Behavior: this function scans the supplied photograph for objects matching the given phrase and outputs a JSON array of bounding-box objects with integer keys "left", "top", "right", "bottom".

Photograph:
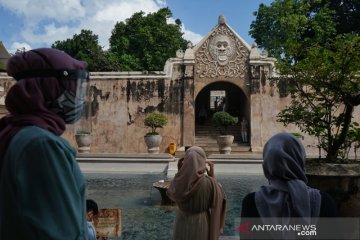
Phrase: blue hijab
[{"left": 255, "top": 133, "right": 321, "bottom": 230}]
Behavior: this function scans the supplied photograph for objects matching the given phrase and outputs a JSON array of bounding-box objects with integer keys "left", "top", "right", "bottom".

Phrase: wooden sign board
[{"left": 93, "top": 208, "right": 121, "bottom": 238}]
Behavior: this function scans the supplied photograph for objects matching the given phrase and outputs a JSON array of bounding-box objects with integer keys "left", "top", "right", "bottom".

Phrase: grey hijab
[{"left": 255, "top": 133, "right": 321, "bottom": 232}]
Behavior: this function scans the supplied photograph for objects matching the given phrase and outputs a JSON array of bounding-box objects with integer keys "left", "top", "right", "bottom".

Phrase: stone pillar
[
  {"left": 181, "top": 44, "right": 195, "bottom": 147},
  {"left": 182, "top": 67, "right": 195, "bottom": 147},
  {"left": 249, "top": 43, "right": 276, "bottom": 152},
  {"left": 250, "top": 65, "right": 263, "bottom": 152}
]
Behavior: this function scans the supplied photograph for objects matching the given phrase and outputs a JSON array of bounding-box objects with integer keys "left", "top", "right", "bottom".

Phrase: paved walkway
[{"left": 77, "top": 152, "right": 264, "bottom": 176}]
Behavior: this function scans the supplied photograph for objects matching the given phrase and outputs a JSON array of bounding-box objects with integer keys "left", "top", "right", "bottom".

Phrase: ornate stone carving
[
  {"left": 176, "top": 49, "right": 184, "bottom": 58},
  {"left": 195, "top": 25, "right": 248, "bottom": 78},
  {"left": 209, "top": 34, "right": 236, "bottom": 66}
]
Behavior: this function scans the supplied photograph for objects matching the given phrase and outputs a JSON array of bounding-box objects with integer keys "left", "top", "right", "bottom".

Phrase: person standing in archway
[
  {"left": 241, "top": 118, "right": 248, "bottom": 143},
  {"left": 214, "top": 97, "right": 219, "bottom": 112},
  {"left": 220, "top": 97, "right": 226, "bottom": 112},
  {"left": 199, "top": 105, "right": 208, "bottom": 125}
]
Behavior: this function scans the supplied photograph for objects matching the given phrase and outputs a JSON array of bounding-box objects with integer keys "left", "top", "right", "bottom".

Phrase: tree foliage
[
  {"left": 250, "top": 0, "right": 336, "bottom": 60},
  {"left": 277, "top": 34, "right": 360, "bottom": 161},
  {"left": 250, "top": 0, "right": 360, "bottom": 161},
  {"left": 52, "top": 29, "right": 120, "bottom": 71},
  {"left": 326, "top": 0, "right": 360, "bottom": 35},
  {"left": 109, "top": 8, "right": 188, "bottom": 71}
]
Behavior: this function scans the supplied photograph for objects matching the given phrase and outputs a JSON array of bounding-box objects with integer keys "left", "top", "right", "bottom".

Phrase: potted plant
[
  {"left": 212, "top": 112, "right": 238, "bottom": 154},
  {"left": 75, "top": 129, "right": 91, "bottom": 153},
  {"left": 144, "top": 111, "right": 168, "bottom": 153}
]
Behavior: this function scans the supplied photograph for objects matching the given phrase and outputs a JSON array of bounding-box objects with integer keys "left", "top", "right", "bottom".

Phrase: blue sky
[{"left": 0, "top": 0, "right": 273, "bottom": 54}]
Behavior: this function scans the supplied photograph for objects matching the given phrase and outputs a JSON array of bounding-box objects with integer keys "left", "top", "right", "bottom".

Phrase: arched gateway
[
  {"left": 195, "top": 81, "right": 249, "bottom": 125},
  {"left": 190, "top": 15, "right": 252, "bottom": 153},
  {"left": 194, "top": 81, "right": 250, "bottom": 153}
]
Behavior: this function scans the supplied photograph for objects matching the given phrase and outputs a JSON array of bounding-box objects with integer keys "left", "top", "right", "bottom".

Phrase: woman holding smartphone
[{"left": 167, "top": 146, "right": 227, "bottom": 240}]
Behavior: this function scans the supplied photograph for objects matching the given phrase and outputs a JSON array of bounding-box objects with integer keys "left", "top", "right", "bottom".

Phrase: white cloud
[
  {"left": 82, "top": 0, "right": 167, "bottom": 49},
  {"left": 21, "top": 23, "right": 74, "bottom": 46},
  {"left": 93, "top": 0, "right": 162, "bottom": 22},
  {"left": 182, "top": 27, "right": 203, "bottom": 45},
  {"left": 9, "top": 42, "right": 32, "bottom": 54},
  {"left": 0, "top": 0, "right": 85, "bottom": 22},
  {"left": 167, "top": 18, "right": 203, "bottom": 46},
  {"left": 1, "top": 0, "right": 203, "bottom": 51}
]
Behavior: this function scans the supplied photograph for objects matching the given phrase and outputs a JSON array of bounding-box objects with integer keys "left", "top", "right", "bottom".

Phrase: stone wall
[
  {"left": 0, "top": 58, "right": 192, "bottom": 153},
  {"left": 248, "top": 62, "right": 319, "bottom": 155},
  {"left": 70, "top": 58, "right": 189, "bottom": 153}
]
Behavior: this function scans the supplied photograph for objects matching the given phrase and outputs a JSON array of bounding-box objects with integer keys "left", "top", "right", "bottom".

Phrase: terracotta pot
[
  {"left": 306, "top": 162, "right": 360, "bottom": 217},
  {"left": 216, "top": 135, "right": 234, "bottom": 154},
  {"left": 144, "top": 134, "right": 162, "bottom": 153}
]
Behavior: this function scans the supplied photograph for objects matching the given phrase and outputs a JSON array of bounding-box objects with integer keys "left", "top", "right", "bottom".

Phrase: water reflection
[{"left": 85, "top": 173, "right": 267, "bottom": 240}]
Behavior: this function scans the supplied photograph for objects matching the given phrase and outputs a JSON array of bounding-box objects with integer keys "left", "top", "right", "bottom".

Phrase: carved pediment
[{"left": 195, "top": 24, "right": 249, "bottom": 78}]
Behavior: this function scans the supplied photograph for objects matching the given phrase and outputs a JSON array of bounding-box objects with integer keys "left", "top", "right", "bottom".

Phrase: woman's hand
[{"left": 206, "top": 161, "right": 215, "bottom": 178}]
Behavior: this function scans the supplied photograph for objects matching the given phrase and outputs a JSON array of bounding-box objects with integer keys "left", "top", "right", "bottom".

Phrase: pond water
[{"left": 85, "top": 173, "right": 267, "bottom": 240}]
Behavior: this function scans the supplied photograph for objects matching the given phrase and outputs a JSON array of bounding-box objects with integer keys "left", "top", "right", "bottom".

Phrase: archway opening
[{"left": 195, "top": 81, "right": 249, "bottom": 143}]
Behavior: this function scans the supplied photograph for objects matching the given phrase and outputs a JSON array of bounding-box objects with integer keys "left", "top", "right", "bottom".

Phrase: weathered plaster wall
[
  {"left": 0, "top": 59, "right": 189, "bottom": 153},
  {"left": 249, "top": 67, "right": 319, "bottom": 155},
  {"left": 1, "top": 64, "right": 359, "bottom": 156},
  {"left": 77, "top": 64, "right": 186, "bottom": 153},
  {"left": 248, "top": 61, "right": 332, "bottom": 156}
]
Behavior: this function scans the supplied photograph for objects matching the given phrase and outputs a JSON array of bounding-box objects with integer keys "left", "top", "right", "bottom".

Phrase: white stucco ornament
[
  {"left": 209, "top": 34, "right": 236, "bottom": 66},
  {"left": 176, "top": 49, "right": 184, "bottom": 58},
  {"left": 195, "top": 24, "right": 249, "bottom": 78}
]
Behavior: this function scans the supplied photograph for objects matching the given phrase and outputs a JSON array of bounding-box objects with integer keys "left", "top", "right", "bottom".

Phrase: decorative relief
[
  {"left": 209, "top": 34, "right": 236, "bottom": 66},
  {"left": 176, "top": 49, "right": 184, "bottom": 58},
  {"left": 195, "top": 25, "right": 248, "bottom": 78}
]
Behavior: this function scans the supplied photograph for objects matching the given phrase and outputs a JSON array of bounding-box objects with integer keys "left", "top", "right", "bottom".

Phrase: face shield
[
  {"left": 37, "top": 69, "right": 91, "bottom": 125},
  {"left": 64, "top": 69, "right": 90, "bottom": 124},
  {"left": 13, "top": 69, "right": 91, "bottom": 125},
  {"left": 72, "top": 70, "right": 92, "bottom": 133}
]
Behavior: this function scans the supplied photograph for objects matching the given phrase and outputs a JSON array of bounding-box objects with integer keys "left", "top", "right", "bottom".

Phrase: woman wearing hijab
[
  {"left": 0, "top": 48, "right": 90, "bottom": 239},
  {"left": 240, "top": 132, "right": 338, "bottom": 239},
  {"left": 167, "top": 146, "right": 227, "bottom": 240}
]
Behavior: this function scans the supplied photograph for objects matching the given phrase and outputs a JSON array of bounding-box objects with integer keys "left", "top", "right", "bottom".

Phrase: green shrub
[
  {"left": 212, "top": 112, "right": 238, "bottom": 135},
  {"left": 144, "top": 111, "right": 168, "bottom": 135}
]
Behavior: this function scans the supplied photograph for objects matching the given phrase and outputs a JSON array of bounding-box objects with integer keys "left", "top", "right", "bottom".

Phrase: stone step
[
  {"left": 195, "top": 134, "right": 242, "bottom": 138},
  {"left": 203, "top": 146, "right": 251, "bottom": 152},
  {"left": 195, "top": 143, "right": 235, "bottom": 147},
  {"left": 196, "top": 131, "right": 242, "bottom": 135},
  {"left": 196, "top": 128, "right": 242, "bottom": 132},
  {"left": 195, "top": 138, "right": 246, "bottom": 144},
  {"left": 192, "top": 124, "right": 251, "bottom": 156}
]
